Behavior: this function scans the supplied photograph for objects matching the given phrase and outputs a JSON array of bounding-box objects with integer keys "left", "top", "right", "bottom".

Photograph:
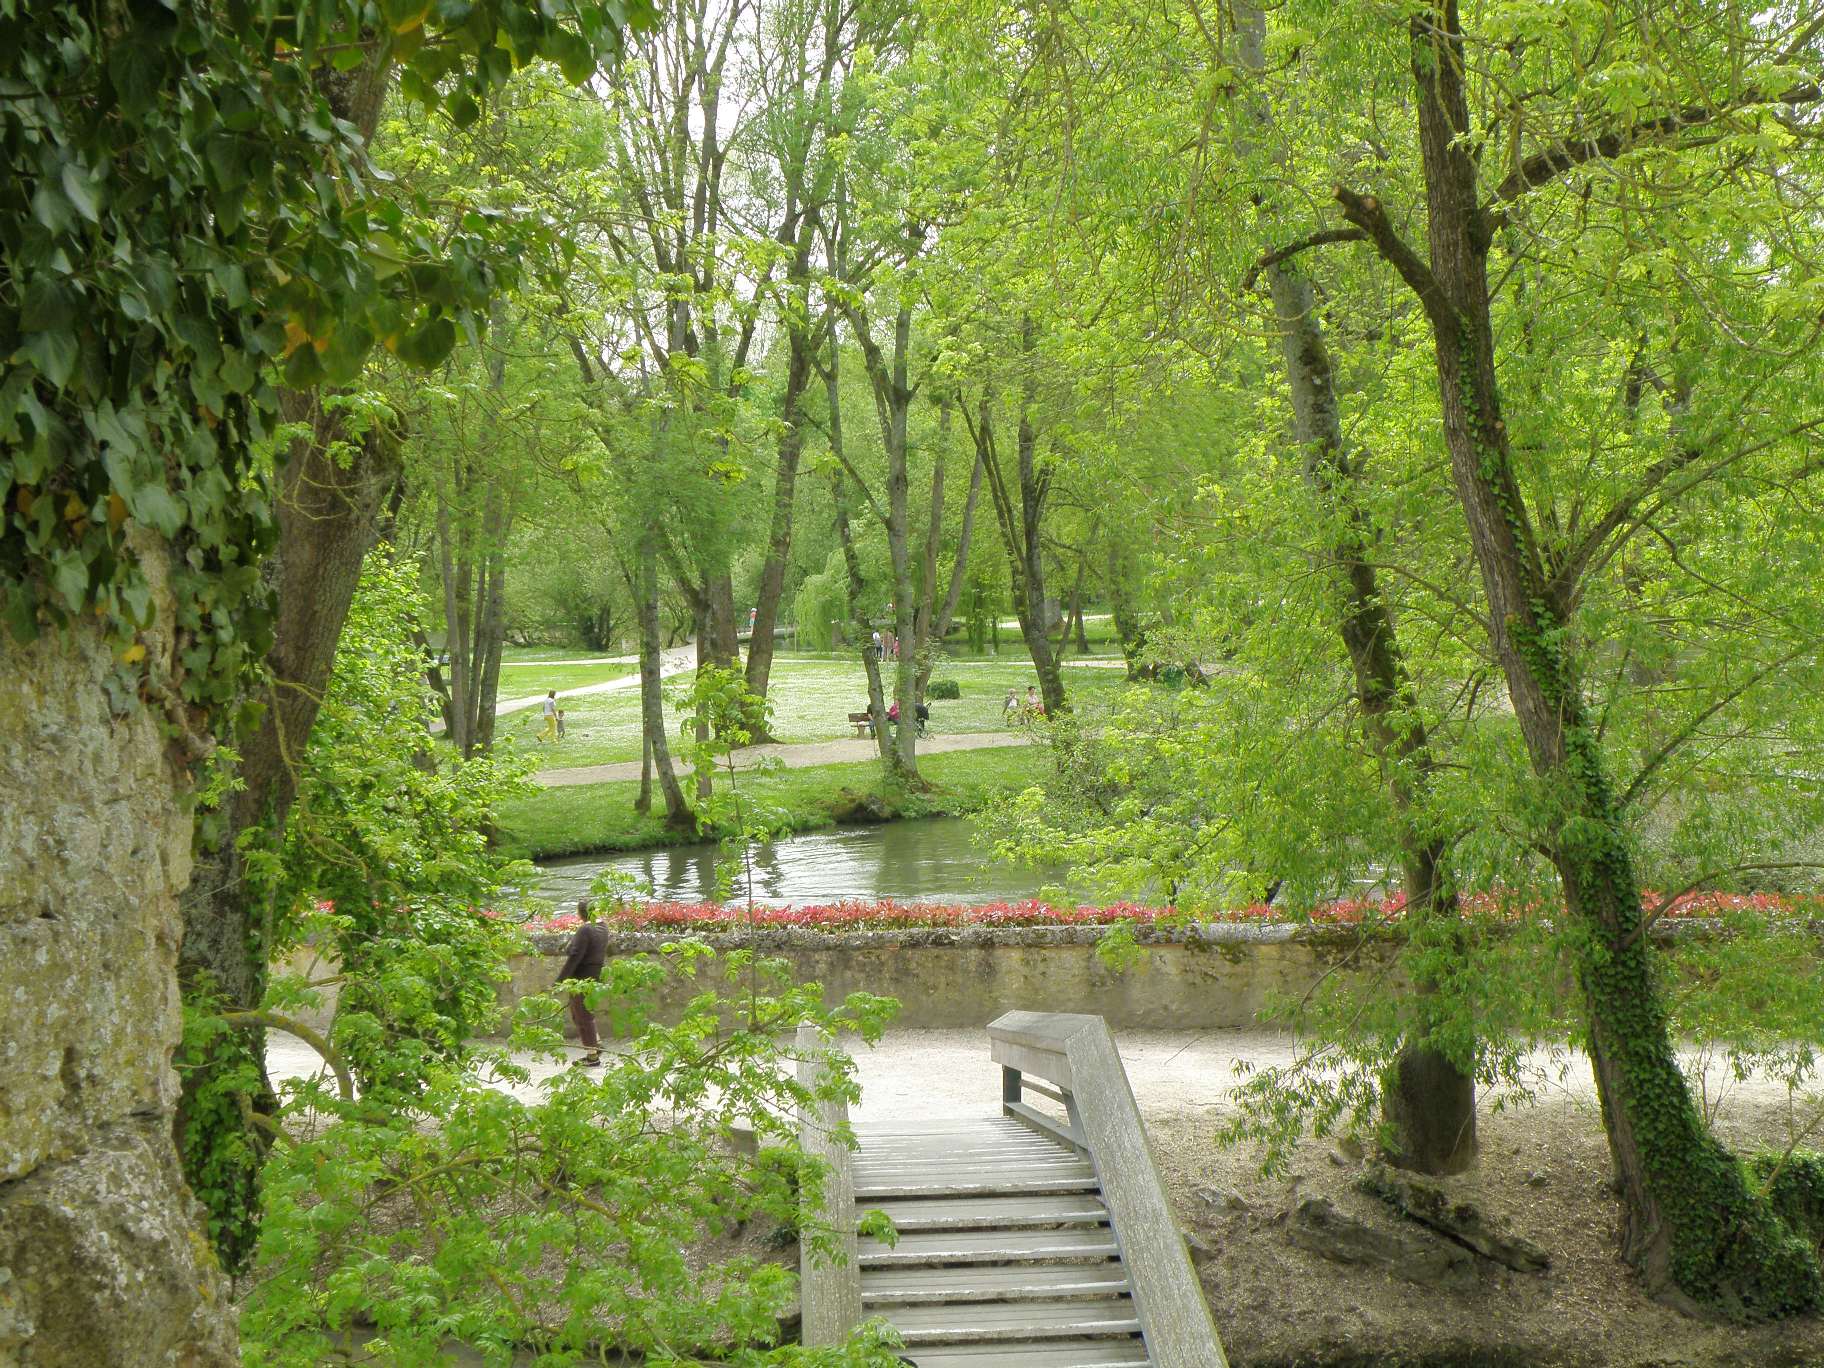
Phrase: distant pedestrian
[
  {"left": 1025, "top": 685, "right": 1044, "bottom": 718},
  {"left": 558, "top": 898, "right": 609, "bottom": 1067},
  {"left": 870, "top": 629, "right": 883, "bottom": 660},
  {"left": 1002, "top": 687, "right": 1018, "bottom": 717},
  {"left": 539, "top": 690, "right": 558, "bottom": 742},
  {"left": 555, "top": 708, "right": 567, "bottom": 739}
]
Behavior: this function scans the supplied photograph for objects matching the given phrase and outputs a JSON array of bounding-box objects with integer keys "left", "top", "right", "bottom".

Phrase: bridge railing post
[
  {"left": 987, "top": 1010, "right": 1229, "bottom": 1368},
  {"left": 794, "top": 1022, "right": 860, "bottom": 1347}
]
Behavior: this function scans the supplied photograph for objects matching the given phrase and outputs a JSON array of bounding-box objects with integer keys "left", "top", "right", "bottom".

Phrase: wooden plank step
[
  {"left": 853, "top": 1119, "right": 1014, "bottom": 1134},
  {"left": 859, "top": 1142, "right": 1069, "bottom": 1161},
  {"left": 855, "top": 1162, "right": 1094, "bottom": 1182},
  {"left": 903, "top": 1340, "right": 1150, "bottom": 1368},
  {"left": 890, "top": 1296, "right": 1142, "bottom": 1344},
  {"left": 860, "top": 1228, "right": 1119, "bottom": 1266},
  {"left": 855, "top": 1171, "right": 1101, "bottom": 1199},
  {"left": 862, "top": 1261, "right": 1129, "bottom": 1304},
  {"left": 871, "top": 1194, "right": 1108, "bottom": 1231}
]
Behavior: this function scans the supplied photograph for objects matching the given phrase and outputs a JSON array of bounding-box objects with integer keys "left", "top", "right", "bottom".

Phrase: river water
[{"left": 534, "top": 816, "right": 1070, "bottom": 907}]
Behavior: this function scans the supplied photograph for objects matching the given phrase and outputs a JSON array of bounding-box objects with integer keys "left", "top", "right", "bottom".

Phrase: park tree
[
  {"left": 0, "top": 1, "right": 654, "bottom": 1353},
  {"left": 1307, "top": 0, "right": 1824, "bottom": 1311}
]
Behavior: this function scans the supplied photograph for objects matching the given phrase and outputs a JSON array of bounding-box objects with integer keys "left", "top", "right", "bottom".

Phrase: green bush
[
  {"left": 1754, "top": 1151, "right": 1824, "bottom": 1252},
  {"left": 928, "top": 678, "right": 962, "bottom": 700}
]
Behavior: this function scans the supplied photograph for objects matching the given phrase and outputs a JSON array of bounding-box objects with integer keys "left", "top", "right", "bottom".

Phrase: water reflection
[{"left": 534, "top": 817, "right": 1071, "bottom": 907}]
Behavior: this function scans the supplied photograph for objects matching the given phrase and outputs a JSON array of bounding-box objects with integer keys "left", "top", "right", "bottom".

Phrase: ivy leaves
[{"left": 0, "top": 0, "right": 657, "bottom": 727}]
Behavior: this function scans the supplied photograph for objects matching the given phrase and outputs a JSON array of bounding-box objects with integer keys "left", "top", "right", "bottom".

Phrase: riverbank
[{"left": 496, "top": 743, "right": 1045, "bottom": 860}]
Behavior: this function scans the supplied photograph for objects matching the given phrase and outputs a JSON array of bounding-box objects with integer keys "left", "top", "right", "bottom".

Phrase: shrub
[{"left": 928, "top": 678, "right": 962, "bottom": 700}]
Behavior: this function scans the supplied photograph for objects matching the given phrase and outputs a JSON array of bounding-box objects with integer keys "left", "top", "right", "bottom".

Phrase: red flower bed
[{"left": 513, "top": 889, "right": 1821, "bottom": 937}]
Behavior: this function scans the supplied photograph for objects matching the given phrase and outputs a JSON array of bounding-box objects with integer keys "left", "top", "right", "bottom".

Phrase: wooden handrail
[
  {"left": 795, "top": 1022, "right": 860, "bottom": 1346},
  {"left": 988, "top": 1011, "right": 1230, "bottom": 1368}
]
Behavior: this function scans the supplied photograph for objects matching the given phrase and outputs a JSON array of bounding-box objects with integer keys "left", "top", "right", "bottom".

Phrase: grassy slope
[
  {"left": 507, "top": 654, "right": 1125, "bottom": 769},
  {"left": 496, "top": 743, "right": 1047, "bottom": 860}
]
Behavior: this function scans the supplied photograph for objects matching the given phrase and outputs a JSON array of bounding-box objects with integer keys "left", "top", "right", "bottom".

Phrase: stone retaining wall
[{"left": 504, "top": 923, "right": 1405, "bottom": 1034}]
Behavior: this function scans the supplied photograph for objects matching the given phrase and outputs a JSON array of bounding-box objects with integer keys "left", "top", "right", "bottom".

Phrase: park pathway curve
[{"left": 533, "top": 730, "right": 1030, "bottom": 788}]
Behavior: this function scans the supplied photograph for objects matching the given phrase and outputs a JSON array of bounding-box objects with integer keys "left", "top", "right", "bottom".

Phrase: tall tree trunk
[
  {"left": 1236, "top": 0, "right": 1476, "bottom": 1177},
  {"left": 911, "top": 402, "right": 951, "bottom": 698},
  {"left": 971, "top": 328, "right": 1068, "bottom": 715},
  {"left": 1014, "top": 420, "right": 1065, "bottom": 712},
  {"left": 1063, "top": 555, "right": 1087, "bottom": 654},
  {"left": 691, "top": 607, "right": 713, "bottom": 802},
  {"left": 435, "top": 479, "right": 474, "bottom": 755},
  {"left": 468, "top": 476, "right": 511, "bottom": 753},
  {"left": 637, "top": 527, "right": 692, "bottom": 828},
  {"left": 706, "top": 570, "right": 741, "bottom": 670},
  {"left": 1107, "top": 541, "right": 1149, "bottom": 678},
  {"left": 918, "top": 446, "right": 984, "bottom": 698},
  {"left": 745, "top": 328, "right": 814, "bottom": 709},
  {"left": 1335, "top": 0, "right": 1818, "bottom": 1310},
  {"left": 833, "top": 468, "right": 893, "bottom": 764},
  {"left": 824, "top": 354, "right": 894, "bottom": 764},
  {"left": 175, "top": 392, "right": 399, "bottom": 1268},
  {"left": 172, "top": 51, "right": 397, "bottom": 1272},
  {"left": 841, "top": 304, "right": 922, "bottom": 781}
]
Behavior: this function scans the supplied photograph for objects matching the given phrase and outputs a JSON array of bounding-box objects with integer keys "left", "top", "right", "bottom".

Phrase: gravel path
[{"left": 533, "top": 728, "right": 1031, "bottom": 788}]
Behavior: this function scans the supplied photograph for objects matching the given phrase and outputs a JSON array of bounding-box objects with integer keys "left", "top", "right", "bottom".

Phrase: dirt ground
[{"left": 1156, "top": 1099, "right": 1824, "bottom": 1368}]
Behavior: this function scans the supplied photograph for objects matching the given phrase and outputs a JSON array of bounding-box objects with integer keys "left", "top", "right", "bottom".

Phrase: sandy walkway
[
  {"left": 533, "top": 728, "right": 1030, "bottom": 788},
  {"left": 266, "top": 1025, "right": 1790, "bottom": 1123}
]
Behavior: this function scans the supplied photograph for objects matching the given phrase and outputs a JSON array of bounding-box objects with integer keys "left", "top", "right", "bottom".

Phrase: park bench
[{"left": 847, "top": 711, "right": 875, "bottom": 738}]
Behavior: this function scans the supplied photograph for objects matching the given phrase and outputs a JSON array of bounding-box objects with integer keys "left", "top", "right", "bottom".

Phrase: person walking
[
  {"left": 538, "top": 689, "right": 559, "bottom": 742},
  {"left": 556, "top": 898, "right": 609, "bottom": 1067}
]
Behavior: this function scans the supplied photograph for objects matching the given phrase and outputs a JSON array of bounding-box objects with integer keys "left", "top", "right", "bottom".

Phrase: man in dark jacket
[{"left": 556, "top": 898, "right": 609, "bottom": 1067}]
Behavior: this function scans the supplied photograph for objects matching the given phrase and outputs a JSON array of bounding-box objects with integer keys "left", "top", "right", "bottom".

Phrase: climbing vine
[
  {"left": 0, "top": 0, "right": 655, "bottom": 737},
  {"left": 1455, "top": 322, "right": 1822, "bottom": 1318}
]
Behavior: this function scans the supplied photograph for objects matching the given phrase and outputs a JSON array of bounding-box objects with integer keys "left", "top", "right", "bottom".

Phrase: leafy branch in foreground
[{"left": 245, "top": 947, "right": 902, "bottom": 1366}]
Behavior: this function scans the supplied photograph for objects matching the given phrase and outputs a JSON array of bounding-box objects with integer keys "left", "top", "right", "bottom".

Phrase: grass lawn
[
  {"left": 508, "top": 654, "right": 1131, "bottom": 769},
  {"left": 496, "top": 743, "right": 1048, "bottom": 860},
  {"left": 500, "top": 644, "right": 633, "bottom": 664},
  {"left": 495, "top": 660, "right": 638, "bottom": 698}
]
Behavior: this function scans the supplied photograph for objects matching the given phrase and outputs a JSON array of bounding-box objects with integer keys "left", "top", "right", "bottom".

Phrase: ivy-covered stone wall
[{"left": 0, "top": 547, "right": 233, "bottom": 1366}]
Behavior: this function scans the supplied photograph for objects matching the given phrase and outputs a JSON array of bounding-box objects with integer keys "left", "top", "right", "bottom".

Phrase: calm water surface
[{"left": 533, "top": 816, "right": 1071, "bottom": 907}]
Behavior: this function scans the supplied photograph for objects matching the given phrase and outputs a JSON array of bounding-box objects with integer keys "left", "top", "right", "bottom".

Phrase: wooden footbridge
[{"left": 797, "top": 1011, "right": 1227, "bottom": 1367}]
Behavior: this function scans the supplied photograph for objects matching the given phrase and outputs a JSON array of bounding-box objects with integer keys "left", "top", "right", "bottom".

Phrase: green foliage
[
  {"left": 1754, "top": 1153, "right": 1824, "bottom": 1259},
  {"left": 0, "top": 0, "right": 653, "bottom": 717},
  {"left": 244, "top": 947, "right": 904, "bottom": 1365},
  {"left": 256, "top": 556, "right": 539, "bottom": 1094}
]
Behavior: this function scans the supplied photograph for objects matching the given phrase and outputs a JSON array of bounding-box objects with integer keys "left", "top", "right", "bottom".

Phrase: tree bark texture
[
  {"left": 1234, "top": 0, "right": 1476, "bottom": 1176},
  {"left": 636, "top": 526, "right": 692, "bottom": 827},
  {"left": 843, "top": 304, "right": 922, "bottom": 780},
  {"left": 175, "top": 388, "right": 399, "bottom": 1267},
  {"left": 434, "top": 456, "right": 514, "bottom": 759},
  {"left": 974, "top": 355, "right": 1066, "bottom": 715},
  {"left": 825, "top": 355, "right": 894, "bottom": 763},
  {"left": 918, "top": 446, "right": 984, "bottom": 701},
  {"left": 744, "top": 322, "right": 814, "bottom": 708},
  {"left": 1335, "top": 0, "right": 1819, "bottom": 1312}
]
